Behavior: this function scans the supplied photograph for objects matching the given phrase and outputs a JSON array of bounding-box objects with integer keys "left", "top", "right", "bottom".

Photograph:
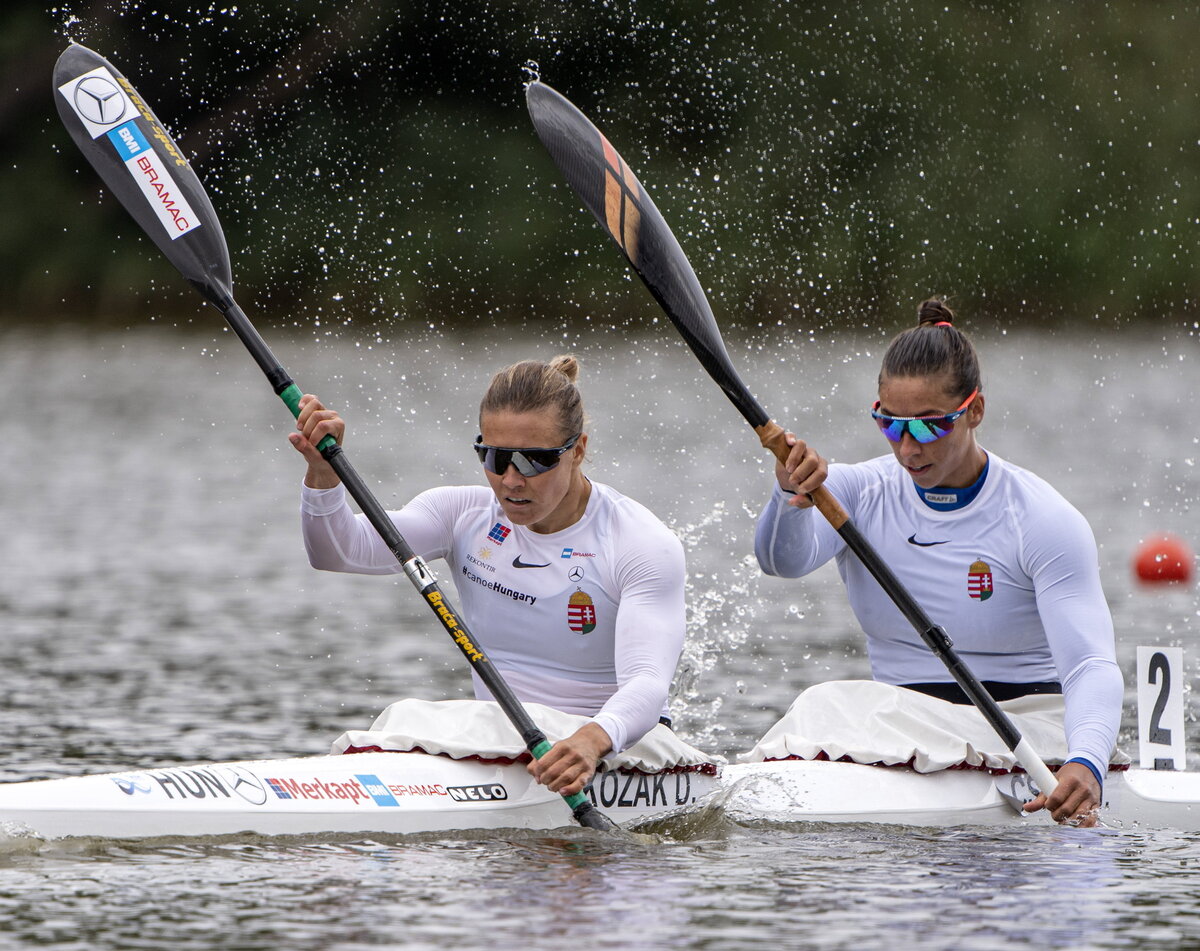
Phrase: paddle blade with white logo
[
  {"left": 52, "top": 46, "right": 619, "bottom": 833},
  {"left": 53, "top": 44, "right": 233, "bottom": 308}
]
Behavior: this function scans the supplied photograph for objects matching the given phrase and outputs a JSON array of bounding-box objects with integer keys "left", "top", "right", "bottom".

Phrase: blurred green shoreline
[{"left": 4, "top": 1, "right": 1198, "bottom": 330}]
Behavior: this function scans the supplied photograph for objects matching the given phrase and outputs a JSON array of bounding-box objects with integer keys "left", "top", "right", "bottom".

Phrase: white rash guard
[
  {"left": 301, "top": 480, "right": 686, "bottom": 753},
  {"left": 755, "top": 452, "right": 1123, "bottom": 776}
]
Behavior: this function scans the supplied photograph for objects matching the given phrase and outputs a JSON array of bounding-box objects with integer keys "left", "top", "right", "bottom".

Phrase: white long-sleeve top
[
  {"left": 755, "top": 452, "right": 1123, "bottom": 775},
  {"left": 301, "top": 480, "right": 686, "bottom": 753}
]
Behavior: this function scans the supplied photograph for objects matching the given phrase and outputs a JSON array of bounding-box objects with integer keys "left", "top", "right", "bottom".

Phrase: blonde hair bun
[{"left": 547, "top": 354, "right": 580, "bottom": 384}]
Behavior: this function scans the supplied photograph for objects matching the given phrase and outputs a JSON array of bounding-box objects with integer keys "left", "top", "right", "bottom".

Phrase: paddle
[
  {"left": 525, "top": 80, "right": 1060, "bottom": 803},
  {"left": 52, "top": 44, "right": 615, "bottom": 832}
]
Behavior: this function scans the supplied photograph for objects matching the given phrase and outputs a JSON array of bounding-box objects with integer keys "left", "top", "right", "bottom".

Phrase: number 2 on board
[{"left": 1137, "top": 646, "right": 1186, "bottom": 770}]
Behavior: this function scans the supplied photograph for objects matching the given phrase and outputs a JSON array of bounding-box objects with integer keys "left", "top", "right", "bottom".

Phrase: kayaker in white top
[
  {"left": 288, "top": 356, "right": 686, "bottom": 798},
  {"left": 755, "top": 298, "right": 1123, "bottom": 827}
]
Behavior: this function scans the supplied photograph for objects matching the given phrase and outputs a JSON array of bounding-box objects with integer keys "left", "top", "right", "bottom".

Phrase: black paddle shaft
[
  {"left": 216, "top": 296, "right": 555, "bottom": 749},
  {"left": 53, "top": 44, "right": 614, "bottom": 830},
  {"left": 218, "top": 294, "right": 611, "bottom": 829},
  {"left": 527, "top": 80, "right": 1054, "bottom": 791},
  {"left": 836, "top": 519, "right": 1023, "bottom": 749}
]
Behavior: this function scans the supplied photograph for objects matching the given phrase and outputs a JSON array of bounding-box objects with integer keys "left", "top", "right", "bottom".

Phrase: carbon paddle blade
[
  {"left": 527, "top": 81, "right": 1063, "bottom": 801},
  {"left": 525, "top": 81, "right": 768, "bottom": 429},
  {"left": 573, "top": 799, "right": 620, "bottom": 831},
  {"left": 53, "top": 44, "right": 234, "bottom": 308}
]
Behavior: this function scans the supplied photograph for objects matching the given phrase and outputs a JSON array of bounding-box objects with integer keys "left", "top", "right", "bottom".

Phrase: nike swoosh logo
[
  {"left": 908, "top": 534, "right": 949, "bottom": 547},
  {"left": 512, "top": 555, "right": 551, "bottom": 569}
]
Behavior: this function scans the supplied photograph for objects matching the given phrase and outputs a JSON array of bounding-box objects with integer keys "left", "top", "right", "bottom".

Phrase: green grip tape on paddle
[
  {"left": 278, "top": 382, "right": 337, "bottom": 453},
  {"left": 563, "top": 790, "right": 590, "bottom": 810},
  {"left": 531, "top": 739, "right": 591, "bottom": 811}
]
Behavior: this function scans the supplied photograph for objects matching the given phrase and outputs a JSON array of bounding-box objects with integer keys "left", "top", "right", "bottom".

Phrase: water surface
[{"left": 1, "top": 323, "right": 1197, "bottom": 949}]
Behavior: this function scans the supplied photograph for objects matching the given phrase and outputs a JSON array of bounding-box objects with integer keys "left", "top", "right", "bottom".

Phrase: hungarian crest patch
[
  {"left": 968, "top": 559, "right": 994, "bottom": 601},
  {"left": 567, "top": 588, "right": 597, "bottom": 634}
]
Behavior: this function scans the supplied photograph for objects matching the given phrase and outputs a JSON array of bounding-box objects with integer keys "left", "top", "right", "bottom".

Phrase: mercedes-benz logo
[
  {"left": 568, "top": 566, "right": 585, "bottom": 582},
  {"left": 73, "top": 76, "right": 126, "bottom": 126},
  {"left": 219, "top": 766, "right": 269, "bottom": 805}
]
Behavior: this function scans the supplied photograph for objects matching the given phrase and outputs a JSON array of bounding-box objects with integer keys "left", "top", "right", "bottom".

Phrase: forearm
[
  {"left": 1061, "top": 656, "right": 1125, "bottom": 776},
  {"left": 755, "top": 484, "right": 829, "bottom": 577},
  {"left": 592, "top": 667, "right": 675, "bottom": 754},
  {"left": 299, "top": 483, "right": 402, "bottom": 574},
  {"left": 600, "top": 539, "right": 687, "bottom": 752}
]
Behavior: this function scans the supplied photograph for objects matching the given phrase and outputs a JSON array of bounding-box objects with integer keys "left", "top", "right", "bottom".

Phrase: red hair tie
[{"left": 935, "top": 321, "right": 953, "bottom": 327}]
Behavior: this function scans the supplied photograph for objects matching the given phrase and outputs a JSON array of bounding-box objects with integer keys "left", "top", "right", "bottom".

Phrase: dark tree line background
[{"left": 2, "top": 0, "right": 1199, "bottom": 334}]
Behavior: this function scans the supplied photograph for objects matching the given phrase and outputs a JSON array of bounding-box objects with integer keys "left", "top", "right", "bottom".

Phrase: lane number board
[{"left": 1137, "top": 646, "right": 1186, "bottom": 770}]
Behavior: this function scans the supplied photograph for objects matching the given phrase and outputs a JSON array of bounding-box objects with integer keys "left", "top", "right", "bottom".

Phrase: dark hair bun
[{"left": 917, "top": 298, "right": 955, "bottom": 328}]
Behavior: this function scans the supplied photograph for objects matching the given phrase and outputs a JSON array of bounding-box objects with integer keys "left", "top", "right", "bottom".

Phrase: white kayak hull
[
  {"left": 0, "top": 752, "right": 717, "bottom": 840},
  {"left": 2, "top": 753, "right": 1197, "bottom": 839},
  {"left": 721, "top": 760, "right": 1200, "bottom": 830}
]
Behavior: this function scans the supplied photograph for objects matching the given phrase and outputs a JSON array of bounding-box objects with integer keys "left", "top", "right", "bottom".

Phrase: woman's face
[
  {"left": 478, "top": 409, "right": 588, "bottom": 534},
  {"left": 875, "top": 375, "right": 986, "bottom": 489}
]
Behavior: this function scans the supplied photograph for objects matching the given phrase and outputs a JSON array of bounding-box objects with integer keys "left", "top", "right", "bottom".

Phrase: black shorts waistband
[{"left": 900, "top": 681, "right": 1062, "bottom": 705}]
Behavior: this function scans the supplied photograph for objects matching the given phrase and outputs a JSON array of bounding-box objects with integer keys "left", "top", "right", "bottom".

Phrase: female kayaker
[
  {"left": 755, "top": 298, "right": 1122, "bottom": 827},
  {"left": 288, "top": 356, "right": 686, "bottom": 798}
]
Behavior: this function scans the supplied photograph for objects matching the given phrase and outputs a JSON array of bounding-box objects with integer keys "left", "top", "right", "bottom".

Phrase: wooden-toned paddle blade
[
  {"left": 525, "top": 81, "right": 769, "bottom": 429},
  {"left": 53, "top": 43, "right": 233, "bottom": 307}
]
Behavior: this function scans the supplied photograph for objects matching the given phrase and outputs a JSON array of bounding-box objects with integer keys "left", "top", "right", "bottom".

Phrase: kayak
[
  {"left": 0, "top": 699, "right": 721, "bottom": 840},
  {"left": 2, "top": 691, "right": 1197, "bottom": 839},
  {"left": 719, "top": 760, "right": 1200, "bottom": 830},
  {"left": 723, "top": 680, "right": 1199, "bottom": 830},
  {"left": 3, "top": 751, "right": 1196, "bottom": 840},
  {"left": 0, "top": 751, "right": 718, "bottom": 840}
]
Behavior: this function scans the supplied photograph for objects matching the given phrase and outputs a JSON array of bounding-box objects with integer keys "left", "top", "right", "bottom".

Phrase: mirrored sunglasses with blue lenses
[
  {"left": 871, "top": 388, "right": 979, "bottom": 444},
  {"left": 473, "top": 432, "right": 581, "bottom": 477}
]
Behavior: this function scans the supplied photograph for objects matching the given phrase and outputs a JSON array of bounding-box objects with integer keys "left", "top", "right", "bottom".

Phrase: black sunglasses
[{"left": 473, "top": 433, "right": 581, "bottom": 477}]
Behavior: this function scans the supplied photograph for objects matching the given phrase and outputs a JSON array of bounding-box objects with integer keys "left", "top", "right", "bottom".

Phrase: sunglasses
[
  {"left": 473, "top": 432, "right": 581, "bottom": 477},
  {"left": 871, "top": 388, "right": 979, "bottom": 444}
]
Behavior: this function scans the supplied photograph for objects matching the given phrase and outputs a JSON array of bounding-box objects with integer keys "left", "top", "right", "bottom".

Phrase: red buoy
[{"left": 1134, "top": 534, "right": 1194, "bottom": 584}]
